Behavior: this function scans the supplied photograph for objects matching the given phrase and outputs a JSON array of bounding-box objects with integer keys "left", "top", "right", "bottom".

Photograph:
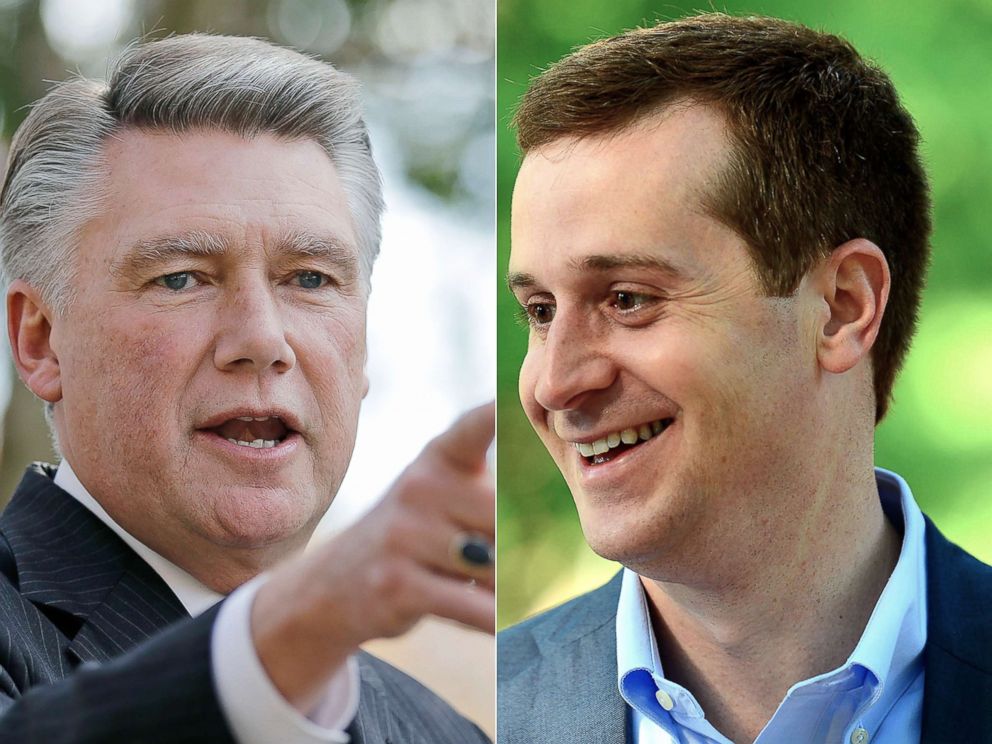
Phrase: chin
[
  {"left": 579, "top": 515, "right": 656, "bottom": 564},
  {"left": 575, "top": 495, "right": 695, "bottom": 576},
  {"left": 206, "top": 485, "right": 324, "bottom": 551}
]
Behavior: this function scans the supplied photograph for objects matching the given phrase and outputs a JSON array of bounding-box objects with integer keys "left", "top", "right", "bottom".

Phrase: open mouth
[
  {"left": 207, "top": 416, "right": 292, "bottom": 449},
  {"left": 573, "top": 418, "right": 674, "bottom": 465}
]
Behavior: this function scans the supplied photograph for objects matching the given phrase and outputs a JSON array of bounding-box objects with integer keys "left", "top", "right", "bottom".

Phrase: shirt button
[
  {"left": 655, "top": 689, "right": 675, "bottom": 711},
  {"left": 850, "top": 727, "right": 869, "bottom": 744}
]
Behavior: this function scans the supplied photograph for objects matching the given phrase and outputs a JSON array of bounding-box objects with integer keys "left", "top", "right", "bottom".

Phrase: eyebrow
[
  {"left": 506, "top": 270, "right": 537, "bottom": 292},
  {"left": 111, "top": 231, "right": 226, "bottom": 276},
  {"left": 574, "top": 253, "right": 688, "bottom": 279},
  {"left": 279, "top": 229, "right": 360, "bottom": 284},
  {"left": 112, "top": 229, "right": 359, "bottom": 284},
  {"left": 506, "top": 252, "right": 688, "bottom": 292}
]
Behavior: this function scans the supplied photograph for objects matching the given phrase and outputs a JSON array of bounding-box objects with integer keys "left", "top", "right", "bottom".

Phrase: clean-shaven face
[
  {"left": 509, "top": 105, "right": 821, "bottom": 577},
  {"left": 51, "top": 129, "right": 369, "bottom": 571}
]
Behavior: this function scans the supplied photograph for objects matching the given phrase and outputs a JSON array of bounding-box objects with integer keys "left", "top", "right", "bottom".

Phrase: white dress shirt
[{"left": 54, "top": 459, "right": 361, "bottom": 744}]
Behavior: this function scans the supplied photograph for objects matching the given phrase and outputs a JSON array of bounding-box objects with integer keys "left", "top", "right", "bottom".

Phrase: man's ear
[
  {"left": 7, "top": 280, "right": 62, "bottom": 402},
  {"left": 814, "top": 239, "right": 890, "bottom": 374}
]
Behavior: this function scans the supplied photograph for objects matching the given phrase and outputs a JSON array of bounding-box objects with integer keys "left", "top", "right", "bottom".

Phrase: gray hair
[{"left": 0, "top": 34, "right": 384, "bottom": 314}]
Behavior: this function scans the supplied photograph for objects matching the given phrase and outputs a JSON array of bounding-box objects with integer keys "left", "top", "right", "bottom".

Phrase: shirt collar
[
  {"left": 616, "top": 467, "right": 927, "bottom": 732},
  {"left": 847, "top": 467, "right": 927, "bottom": 726},
  {"left": 54, "top": 458, "right": 223, "bottom": 617}
]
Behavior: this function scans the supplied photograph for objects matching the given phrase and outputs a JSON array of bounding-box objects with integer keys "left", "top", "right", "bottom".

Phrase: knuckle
[
  {"left": 381, "top": 519, "right": 415, "bottom": 553},
  {"left": 381, "top": 576, "right": 424, "bottom": 633},
  {"left": 366, "top": 559, "right": 406, "bottom": 598},
  {"left": 393, "top": 464, "right": 437, "bottom": 508},
  {"left": 475, "top": 482, "right": 495, "bottom": 509}
]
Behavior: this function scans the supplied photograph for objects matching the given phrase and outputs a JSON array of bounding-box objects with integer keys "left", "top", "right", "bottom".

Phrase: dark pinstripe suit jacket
[
  {"left": 0, "top": 464, "right": 491, "bottom": 743},
  {"left": 498, "top": 518, "right": 992, "bottom": 744}
]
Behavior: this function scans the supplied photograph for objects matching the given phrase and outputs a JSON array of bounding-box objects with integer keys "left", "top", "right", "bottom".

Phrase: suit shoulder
[
  {"left": 0, "top": 555, "right": 70, "bottom": 699},
  {"left": 925, "top": 516, "right": 992, "bottom": 611},
  {"left": 927, "top": 520, "right": 992, "bottom": 584},
  {"left": 499, "top": 573, "right": 622, "bottom": 675},
  {"left": 355, "top": 651, "right": 490, "bottom": 743},
  {"left": 925, "top": 517, "right": 992, "bottom": 669}
]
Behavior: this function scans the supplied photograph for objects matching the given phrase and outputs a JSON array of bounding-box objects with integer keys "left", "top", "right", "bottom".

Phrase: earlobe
[
  {"left": 816, "top": 239, "right": 890, "bottom": 375},
  {"left": 7, "top": 280, "right": 63, "bottom": 402}
]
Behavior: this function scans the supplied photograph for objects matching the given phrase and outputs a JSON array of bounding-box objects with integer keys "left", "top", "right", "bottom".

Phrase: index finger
[{"left": 429, "top": 401, "right": 495, "bottom": 474}]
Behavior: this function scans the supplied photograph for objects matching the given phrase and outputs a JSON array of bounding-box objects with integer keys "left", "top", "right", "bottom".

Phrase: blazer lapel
[
  {"left": 503, "top": 573, "right": 627, "bottom": 744},
  {"left": 921, "top": 518, "right": 992, "bottom": 741},
  {"left": 1, "top": 464, "right": 187, "bottom": 665},
  {"left": 66, "top": 553, "right": 189, "bottom": 665},
  {"left": 531, "top": 613, "right": 626, "bottom": 743}
]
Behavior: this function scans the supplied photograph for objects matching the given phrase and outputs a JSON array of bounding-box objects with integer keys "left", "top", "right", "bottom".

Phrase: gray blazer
[
  {"left": 498, "top": 520, "right": 992, "bottom": 744},
  {"left": 0, "top": 464, "right": 490, "bottom": 743}
]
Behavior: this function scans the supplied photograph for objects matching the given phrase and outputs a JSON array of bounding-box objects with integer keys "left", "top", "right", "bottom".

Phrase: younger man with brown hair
[{"left": 500, "top": 14, "right": 991, "bottom": 744}]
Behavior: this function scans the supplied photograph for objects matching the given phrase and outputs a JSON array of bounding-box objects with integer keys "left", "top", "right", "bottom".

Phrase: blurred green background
[{"left": 497, "top": 0, "right": 992, "bottom": 628}]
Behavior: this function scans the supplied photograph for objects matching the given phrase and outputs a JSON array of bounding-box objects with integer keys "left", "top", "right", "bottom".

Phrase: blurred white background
[{"left": 0, "top": 0, "right": 494, "bottom": 733}]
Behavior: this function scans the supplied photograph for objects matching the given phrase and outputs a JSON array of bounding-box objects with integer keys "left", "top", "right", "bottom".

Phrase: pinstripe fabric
[
  {"left": 0, "top": 464, "right": 492, "bottom": 743},
  {"left": 0, "top": 463, "right": 233, "bottom": 743},
  {"left": 348, "top": 653, "right": 490, "bottom": 744}
]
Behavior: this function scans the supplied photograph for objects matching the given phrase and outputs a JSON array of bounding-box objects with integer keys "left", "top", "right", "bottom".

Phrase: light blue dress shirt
[{"left": 616, "top": 468, "right": 926, "bottom": 744}]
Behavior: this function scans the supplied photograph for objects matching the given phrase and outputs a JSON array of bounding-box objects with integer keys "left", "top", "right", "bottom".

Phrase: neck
[
  {"left": 640, "top": 465, "right": 901, "bottom": 743},
  {"left": 54, "top": 453, "right": 309, "bottom": 595},
  {"left": 128, "top": 518, "right": 312, "bottom": 594},
  {"left": 166, "top": 544, "right": 283, "bottom": 594}
]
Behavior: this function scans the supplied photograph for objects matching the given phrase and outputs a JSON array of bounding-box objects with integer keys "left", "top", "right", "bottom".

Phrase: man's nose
[
  {"left": 214, "top": 282, "right": 296, "bottom": 373},
  {"left": 531, "top": 312, "right": 616, "bottom": 411}
]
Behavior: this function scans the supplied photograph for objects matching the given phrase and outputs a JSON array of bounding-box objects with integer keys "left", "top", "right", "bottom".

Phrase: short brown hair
[{"left": 514, "top": 14, "right": 931, "bottom": 422}]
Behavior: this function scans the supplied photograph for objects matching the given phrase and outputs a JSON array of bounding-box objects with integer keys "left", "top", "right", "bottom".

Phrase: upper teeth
[
  {"left": 227, "top": 438, "right": 279, "bottom": 449},
  {"left": 236, "top": 416, "right": 274, "bottom": 422},
  {"left": 573, "top": 419, "right": 669, "bottom": 457}
]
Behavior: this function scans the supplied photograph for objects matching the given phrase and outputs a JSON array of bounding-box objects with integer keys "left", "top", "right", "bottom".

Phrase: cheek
[
  {"left": 746, "top": 310, "right": 815, "bottom": 416},
  {"left": 79, "top": 312, "right": 199, "bottom": 398},
  {"left": 687, "top": 314, "right": 812, "bottom": 442},
  {"left": 302, "top": 312, "right": 368, "bottom": 412},
  {"left": 58, "top": 317, "right": 197, "bottom": 463},
  {"left": 116, "top": 329, "right": 190, "bottom": 398},
  {"left": 618, "top": 326, "right": 719, "bottom": 403},
  {"left": 622, "top": 324, "right": 762, "bottom": 441}
]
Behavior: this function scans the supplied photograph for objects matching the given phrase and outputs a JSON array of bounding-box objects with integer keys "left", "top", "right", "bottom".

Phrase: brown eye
[
  {"left": 613, "top": 291, "right": 647, "bottom": 311},
  {"left": 526, "top": 302, "right": 555, "bottom": 326}
]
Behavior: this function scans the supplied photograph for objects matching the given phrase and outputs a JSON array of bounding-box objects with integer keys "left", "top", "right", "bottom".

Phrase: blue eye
[
  {"left": 155, "top": 272, "right": 197, "bottom": 291},
  {"left": 296, "top": 271, "right": 328, "bottom": 289}
]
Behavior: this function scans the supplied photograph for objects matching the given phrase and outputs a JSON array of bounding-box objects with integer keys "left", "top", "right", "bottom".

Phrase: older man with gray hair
[{"left": 0, "top": 34, "right": 493, "bottom": 742}]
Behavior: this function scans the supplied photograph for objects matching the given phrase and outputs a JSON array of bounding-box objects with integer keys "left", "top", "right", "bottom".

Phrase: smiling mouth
[
  {"left": 208, "top": 416, "right": 291, "bottom": 449},
  {"left": 573, "top": 418, "right": 674, "bottom": 465}
]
